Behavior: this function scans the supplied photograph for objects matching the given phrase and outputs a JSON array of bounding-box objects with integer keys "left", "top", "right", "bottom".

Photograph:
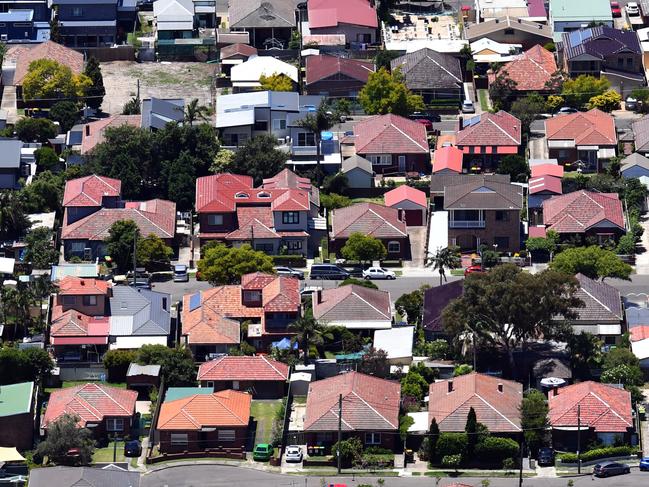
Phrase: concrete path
[
  {"left": 427, "top": 211, "right": 448, "bottom": 258},
  {"left": 404, "top": 226, "right": 427, "bottom": 268},
  {"left": 634, "top": 215, "right": 649, "bottom": 274},
  {"left": 0, "top": 86, "right": 17, "bottom": 124},
  {"left": 529, "top": 135, "right": 548, "bottom": 160}
]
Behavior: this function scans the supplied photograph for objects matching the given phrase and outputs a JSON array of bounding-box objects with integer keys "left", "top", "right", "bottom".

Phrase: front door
[{"left": 398, "top": 155, "right": 406, "bottom": 172}]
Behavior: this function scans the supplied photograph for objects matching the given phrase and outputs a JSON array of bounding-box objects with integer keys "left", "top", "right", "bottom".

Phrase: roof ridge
[
  {"left": 390, "top": 119, "right": 429, "bottom": 152},
  {"left": 473, "top": 393, "right": 521, "bottom": 431},
  {"left": 423, "top": 51, "right": 462, "bottom": 84},
  {"left": 260, "top": 355, "right": 287, "bottom": 379},
  {"left": 487, "top": 115, "right": 519, "bottom": 144},
  {"left": 349, "top": 287, "right": 391, "bottom": 320},
  {"left": 366, "top": 207, "right": 407, "bottom": 236},
  {"left": 351, "top": 390, "right": 397, "bottom": 429}
]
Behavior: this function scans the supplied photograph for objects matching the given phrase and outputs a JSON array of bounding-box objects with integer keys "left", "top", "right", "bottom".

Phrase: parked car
[
  {"left": 414, "top": 118, "right": 433, "bottom": 130},
  {"left": 253, "top": 443, "right": 273, "bottom": 461},
  {"left": 362, "top": 266, "right": 396, "bottom": 280},
  {"left": 173, "top": 264, "right": 189, "bottom": 282},
  {"left": 626, "top": 1, "right": 640, "bottom": 15},
  {"left": 626, "top": 97, "right": 638, "bottom": 111},
  {"left": 558, "top": 106, "right": 578, "bottom": 114},
  {"left": 275, "top": 266, "right": 305, "bottom": 279},
  {"left": 537, "top": 447, "right": 554, "bottom": 466},
  {"left": 410, "top": 112, "right": 441, "bottom": 123},
  {"left": 640, "top": 457, "right": 649, "bottom": 471},
  {"left": 611, "top": 1, "right": 622, "bottom": 16},
  {"left": 593, "top": 462, "right": 631, "bottom": 477},
  {"left": 124, "top": 440, "right": 142, "bottom": 457},
  {"left": 285, "top": 445, "right": 303, "bottom": 463},
  {"left": 309, "top": 264, "right": 351, "bottom": 280},
  {"left": 464, "top": 265, "right": 483, "bottom": 276},
  {"left": 461, "top": 100, "right": 475, "bottom": 113}
]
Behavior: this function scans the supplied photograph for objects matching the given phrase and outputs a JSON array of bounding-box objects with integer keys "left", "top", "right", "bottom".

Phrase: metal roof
[
  {"left": 126, "top": 363, "right": 161, "bottom": 377},
  {"left": 109, "top": 286, "right": 171, "bottom": 336},
  {"left": 0, "top": 382, "right": 33, "bottom": 417}
]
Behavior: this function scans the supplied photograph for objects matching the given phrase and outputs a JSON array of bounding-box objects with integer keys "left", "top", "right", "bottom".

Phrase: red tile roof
[
  {"left": 528, "top": 226, "right": 547, "bottom": 238},
  {"left": 197, "top": 355, "right": 289, "bottom": 381},
  {"left": 50, "top": 309, "right": 110, "bottom": 339},
  {"left": 220, "top": 43, "right": 257, "bottom": 60},
  {"left": 384, "top": 185, "right": 427, "bottom": 209},
  {"left": 312, "top": 284, "right": 392, "bottom": 323},
  {"left": 545, "top": 109, "right": 617, "bottom": 146},
  {"left": 528, "top": 175, "right": 562, "bottom": 195},
  {"left": 491, "top": 45, "right": 556, "bottom": 91},
  {"left": 531, "top": 163, "right": 564, "bottom": 178},
  {"left": 456, "top": 111, "right": 521, "bottom": 148},
  {"left": 157, "top": 390, "right": 251, "bottom": 430},
  {"left": 306, "top": 55, "right": 375, "bottom": 85},
  {"left": 14, "top": 41, "right": 84, "bottom": 85},
  {"left": 548, "top": 381, "right": 632, "bottom": 433},
  {"left": 57, "top": 276, "right": 110, "bottom": 295},
  {"left": 428, "top": 373, "right": 522, "bottom": 433},
  {"left": 542, "top": 190, "right": 625, "bottom": 233},
  {"left": 195, "top": 174, "right": 254, "bottom": 212},
  {"left": 331, "top": 202, "right": 407, "bottom": 239},
  {"left": 80, "top": 115, "right": 141, "bottom": 155},
  {"left": 353, "top": 114, "right": 429, "bottom": 155},
  {"left": 62, "top": 175, "right": 122, "bottom": 208},
  {"left": 308, "top": 0, "right": 378, "bottom": 29},
  {"left": 631, "top": 326, "right": 649, "bottom": 342},
  {"left": 433, "top": 146, "right": 463, "bottom": 173},
  {"left": 226, "top": 206, "right": 279, "bottom": 240},
  {"left": 304, "top": 372, "right": 400, "bottom": 431},
  {"left": 43, "top": 383, "right": 137, "bottom": 428}
]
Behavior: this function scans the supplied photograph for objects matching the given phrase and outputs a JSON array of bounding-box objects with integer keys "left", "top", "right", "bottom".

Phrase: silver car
[
  {"left": 285, "top": 445, "right": 303, "bottom": 463},
  {"left": 275, "top": 266, "right": 305, "bottom": 279}
]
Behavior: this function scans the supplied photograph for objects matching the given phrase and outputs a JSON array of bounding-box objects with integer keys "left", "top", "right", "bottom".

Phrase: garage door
[{"left": 404, "top": 209, "right": 423, "bottom": 226}]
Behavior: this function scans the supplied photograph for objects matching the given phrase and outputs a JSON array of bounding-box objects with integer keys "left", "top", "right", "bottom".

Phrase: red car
[
  {"left": 611, "top": 1, "right": 622, "bottom": 17},
  {"left": 464, "top": 265, "right": 484, "bottom": 276},
  {"left": 414, "top": 118, "right": 433, "bottom": 130}
]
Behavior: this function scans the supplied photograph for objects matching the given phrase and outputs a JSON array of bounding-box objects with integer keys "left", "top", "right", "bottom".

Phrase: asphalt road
[{"left": 140, "top": 464, "right": 649, "bottom": 487}]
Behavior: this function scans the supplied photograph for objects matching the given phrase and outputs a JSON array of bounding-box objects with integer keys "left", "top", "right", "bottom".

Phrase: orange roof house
[
  {"left": 488, "top": 45, "right": 557, "bottom": 92},
  {"left": 433, "top": 146, "right": 464, "bottom": 174},
  {"left": 384, "top": 185, "right": 428, "bottom": 226},
  {"left": 14, "top": 41, "right": 84, "bottom": 86}
]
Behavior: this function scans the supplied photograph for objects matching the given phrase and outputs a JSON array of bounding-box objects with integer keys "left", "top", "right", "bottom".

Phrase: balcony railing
[{"left": 449, "top": 220, "right": 486, "bottom": 228}]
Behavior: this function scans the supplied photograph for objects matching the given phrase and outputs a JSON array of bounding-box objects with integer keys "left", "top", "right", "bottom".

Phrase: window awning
[
  {"left": 577, "top": 145, "right": 599, "bottom": 150},
  {"left": 598, "top": 148, "right": 616, "bottom": 159},
  {"left": 50, "top": 336, "right": 108, "bottom": 345},
  {"left": 548, "top": 140, "right": 575, "bottom": 149}
]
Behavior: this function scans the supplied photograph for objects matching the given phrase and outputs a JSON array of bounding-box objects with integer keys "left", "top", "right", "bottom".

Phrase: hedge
[
  {"left": 436, "top": 433, "right": 467, "bottom": 458},
  {"left": 558, "top": 446, "right": 636, "bottom": 463},
  {"left": 474, "top": 436, "right": 519, "bottom": 464},
  {"left": 271, "top": 255, "right": 306, "bottom": 267}
]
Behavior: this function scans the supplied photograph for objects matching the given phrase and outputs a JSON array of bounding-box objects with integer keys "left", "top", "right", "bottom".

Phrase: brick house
[
  {"left": 42, "top": 383, "right": 137, "bottom": 441},
  {"left": 351, "top": 114, "right": 430, "bottom": 174},
  {"left": 305, "top": 55, "right": 374, "bottom": 97},
  {"left": 157, "top": 389, "right": 251, "bottom": 454},
  {"left": 197, "top": 355, "right": 289, "bottom": 399},
  {"left": 303, "top": 372, "right": 400, "bottom": 451},
  {"left": 0, "top": 382, "right": 35, "bottom": 450},
  {"left": 384, "top": 185, "right": 428, "bottom": 226},
  {"left": 487, "top": 45, "right": 557, "bottom": 97},
  {"left": 312, "top": 284, "right": 393, "bottom": 331},
  {"left": 307, "top": 0, "right": 378, "bottom": 45}
]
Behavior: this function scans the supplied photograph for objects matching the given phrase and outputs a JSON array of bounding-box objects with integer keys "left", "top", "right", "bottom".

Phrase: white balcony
[{"left": 449, "top": 220, "right": 486, "bottom": 228}]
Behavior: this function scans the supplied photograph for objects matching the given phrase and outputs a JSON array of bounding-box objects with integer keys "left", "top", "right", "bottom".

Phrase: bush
[
  {"left": 436, "top": 432, "right": 467, "bottom": 458},
  {"left": 474, "top": 437, "right": 519, "bottom": 465},
  {"left": 271, "top": 255, "right": 306, "bottom": 267},
  {"left": 102, "top": 349, "right": 137, "bottom": 382},
  {"left": 441, "top": 454, "right": 462, "bottom": 470},
  {"left": 365, "top": 446, "right": 393, "bottom": 455},
  {"left": 332, "top": 437, "right": 363, "bottom": 467},
  {"left": 558, "top": 446, "right": 636, "bottom": 463}
]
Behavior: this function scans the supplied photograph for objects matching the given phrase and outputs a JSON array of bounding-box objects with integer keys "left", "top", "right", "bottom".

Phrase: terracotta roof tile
[
  {"left": 528, "top": 175, "right": 562, "bottom": 195},
  {"left": 197, "top": 355, "right": 289, "bottom": 381},
  {"left": 312, "top": 284, "right": 392, "bottom": 322},
  {"left": 490, "top": 45, "right": 556, "bottom": 91},
  {"left": 384, "top": 185, "right": 427, "bottom": 208},
  {"left": 308, "top": 0, "right": 378, "bottom": 29},
  {"left": 62, "top": 175, "right": 122, "bottom": 207},
  {"left": 353, "top": 114, "right": 429, "bottom": 154},
  {"left": 456, "top": 111, "right": 521, "bottom": 147},
  {"left": 195, "top": 174, "right": 255, "bottom": 212},
  {"left": 531, "top": 164, "right": 564, "bottom": 178},
  {"left": 545, "top": 109, "right": 616, "bottom": 146},
  {"left": 306, "top": 55, "right": 374, "bottom": 85},
  {"left": 14, "top": 41, "right": 83, "bottom": 85},
  {"left": 541, "top": 190, "right": 624, "bottom": 233},
  {"left": 157, "top": 390, "right": 251, "bottom": 430},
  {"left": 80, "top": 115, "right": 141, "bottom": 155},
  {"left": 57, "top": 276, "right": 110, "bottom": 295},
  {"left": 220, "top": 43, "right": 257, "bottom": 59},
  {"left": 433, "top": 146, "right": 463, "bottom": 173},
  {"left": 570, "top": 273, "right": 623, "bottom": 322},
  {"left": 331, "top": 202, "right": 407, "bottom": 239}
]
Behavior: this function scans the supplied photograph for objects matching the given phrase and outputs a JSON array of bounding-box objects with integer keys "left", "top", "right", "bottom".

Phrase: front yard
[
  {"left": 251, "top": 400, "right": 284, "bottom": 445},
  {"left": 93, "top": 441, "right": 125, "bottom": 463}
]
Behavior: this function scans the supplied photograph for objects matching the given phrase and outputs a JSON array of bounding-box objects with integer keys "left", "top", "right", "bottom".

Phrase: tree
[
  {"left": 567, "top": 331, "right": 602, "bottom": 379},
  {"left": 510, "top": 93, "right": 546, "bottom": 135},
  {"left": 122, "top": 95, "right": 141, "bottom": 115},
  {"left": 332, "top": 437, "right": 363, "bottom": 467},
  {"left": 184, "top": 98, "right": 210, "bottom": 124},
  {"left": 428, "top": 418, "right": 440, "bottom": 461},
  {"left": 340, "top": 232, "right": 387, "bottom": 265},
  {"left": 31, "top": 275, "right": 57, "bottom": 328},
  {"left": 137, "top": 344, "right": 196, "bottom": 386},
  {"left": 288, "top": 316, "right": 331, "bottom": 365},
  {"left": 465, "top": 407, "right": 478, "bottom": 456},
  {"left": 0, "top": 346, "right": 53, "bottom": 386},
  {"left": 426, "top": 246, "right": 461, "bottom": 285},
  {"left": 358, "top": 347, "right": 390, "bottom": 378},
  {"left": 15, "top": 117, "right": 58, "bottom": 143},
  {"left": 230, "top": 135, "right": 288, "bottom": 186},
  {"left": 544, "top": 70, "right": 567, "bottom": 94},
  {"left": 163, "top": 151, "right": 196, "bottom": 210},
  {"left": 22, "top": 59, "right": 91, "bottom": 101},
  {"left": 34, "top": 147, "right": 60, "bottom": 172},
  {"left": 24, "top": 227, "right": 60, "bottom": 269},
  {"left": 296, "top": 102, "right": 333, "bottom": 184},
  {"left": 521, "top": 389, "right": 549, "bottom": 455},
  {"left": 401, "top": 368, "right": 429, "bottom": 401},
  {"left": 84, "top": 56, "right": 105, "bottom": 110},
  {"left": 49, "top": 18, "right": 61, "bottom": 43},
  {"left": 136, "top": 234, "right": 173, "bottom": 271},
  {"left": 454, "top": 364, "right": 473, "bottom": 376},
  {"left": 358, "top": 67, "right": 425, "bottom": 116},
  {"left": 339, "top": 277, "right": 378, "bottom": 289},
  {"left": 322, "top": 172, "right": 349, "bottom": 195},
  {"left": 526, "top": 229, "right": 560, "bottom": 261},
  {"left": 496, "top": 154, "right": 529, "bottom": 182},
  {"left": 587, "top": 89, "right": 621, "bottom": 112},
  {"left": 259, "top": 73, "right": 294, "bottom": 92},
  {"left": 443, "top": 265, "right": 582, "bottom": 374},
  {"left": 374, "top": 50, "right": 401, "bottom": 70},
  {"left": 562, "top": 75, "right": 610, "bottom": 108},
  {"left": 210, "top": 148, "right": 235, "bottom": 173},
  {"left": 102, "top": 349, "right": 137, "bottom": 382},
  {"left": 0, "top": 191, "right": 30, "bottom": 240},
  {"left": 616, "top": 233, "right": 636, "bottom": 255},
  {"left": 49, "top": 101, "right": 79, "bottom": 132},
  {"left": 105, "top": 220, "right": 140, "bottom": 273},
  {"left": 21, "top": 170, "right": 67, "bottom": 213},
  {"left": 320, "top": 193, "right": 352, "bottom": 210},
  {"left": 546, "top": 95, "right": 565, "bottom": 113},
  {"left": 394, "top": 285, "right": 430, "bottom": 324},
  {"left": 36, "top": 414, "right": 95, "bottom": 465},
  {"left": 550, "top": 246, "right": 632, "bottom": 281},
  {"left": 488, "top": 72, "right": 517, "bottom": 111},
  {"left": 197, "top": 244, "right": 275, "bottom": 285}
]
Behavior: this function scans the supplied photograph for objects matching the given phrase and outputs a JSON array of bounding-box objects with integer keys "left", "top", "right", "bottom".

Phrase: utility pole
[
  {"left": 518, "top": 431, "right": 524, "bottom": 487},
  {"left": 577, "top": 404, "right": 581, "bottom": 474},
  {"left": 337, "top": 393, "right": 342, "bottom": 474},
  {"left": 132, "top": 231, "right": 137, "bottom": 286},
  {"left": 113, "top": 433, "right": 117, "bottom": 462}
]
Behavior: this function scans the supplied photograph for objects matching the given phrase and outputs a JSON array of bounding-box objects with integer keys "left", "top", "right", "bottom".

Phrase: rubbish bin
[{"left": 529, "top": 459, "right": 536, "bottom": 469}]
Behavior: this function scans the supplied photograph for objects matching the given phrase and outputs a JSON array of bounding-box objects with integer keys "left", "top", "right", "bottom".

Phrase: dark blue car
[{"left": 640, "top": 457, "right": 649, "bottom": 471}]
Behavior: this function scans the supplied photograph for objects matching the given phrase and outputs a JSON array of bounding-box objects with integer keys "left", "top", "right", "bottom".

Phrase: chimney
[
  {"left": 85, "top": 125, "right": 90, "bottom": 136},
  {"left": 448, "top": 380, "right": 454, "bottom": 393},
  {"left": 552, "top": 386, "right": 558, "bottom": 396},
  {"left": 497, "top": 383, "right": 503, "bottom": 393},
  {"left": 316, "top": 289, "right": 322, "bottom": 304},
  {"left": 458, "top": 116, "right": 464, "bottom": 129}
]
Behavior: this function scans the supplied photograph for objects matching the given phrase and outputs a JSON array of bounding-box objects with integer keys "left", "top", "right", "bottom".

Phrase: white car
[
  {"left": 285, "top": 445, "right": 303, "bottom": 463},
  {"left": 362, "top": 267, "right": 396, "bottom": 280},
  {"left": 626, "top": 2, "right": 640, "bottom": 15}
]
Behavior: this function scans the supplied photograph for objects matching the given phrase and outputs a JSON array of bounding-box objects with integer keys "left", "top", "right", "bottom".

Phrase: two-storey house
[
  {"left": 50, "top": 0, "right": 122, "bottom": 47},
  {"left": 307, "top": 0, "right": 378, "bottom": 46}
]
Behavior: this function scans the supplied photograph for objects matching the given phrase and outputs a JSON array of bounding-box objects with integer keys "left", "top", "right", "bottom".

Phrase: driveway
[
  {"left": 529, "top": 135, "right": 548, "bottom": 160},
  {"left": 634, "top": 214, "right": 649, "bottom": 274},
  {"left": 427, "top": 211, "right": 449, "bottom": 257},
  {"left": 405, "top": 225, "right": 428, "bottom": 267}
]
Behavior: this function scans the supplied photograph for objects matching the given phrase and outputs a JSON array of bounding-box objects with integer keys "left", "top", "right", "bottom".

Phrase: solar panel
[{"left": 189, "top": 292, "right": 201, "bottom": 311}]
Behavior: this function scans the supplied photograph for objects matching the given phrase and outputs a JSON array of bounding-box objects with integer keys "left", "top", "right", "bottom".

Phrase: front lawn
[
  {"left": 477, "top": 89, "right": 490, "bottom": 111},
  {"left": 251, "top": 400, "right": 283, "bottom": 445},
  {"left": 93, "top": 441, "right": 125, "bottom": 463}
]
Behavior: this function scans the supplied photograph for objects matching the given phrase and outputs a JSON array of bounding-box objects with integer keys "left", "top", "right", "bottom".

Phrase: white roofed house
[
  {"left": 153, "top": 0, "right": 196, "bottom": 42},
  {"left": 373, "top": 326, "right": 414, "bottom": 365},
  {"left": 230, "top": 56, "right": 298, "bottom": 92}
]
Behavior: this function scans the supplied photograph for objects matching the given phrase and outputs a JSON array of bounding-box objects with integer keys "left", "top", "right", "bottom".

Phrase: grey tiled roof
[
  {"left": 430, "top": 173, "right": 510, "bottom": 193},
  {"left": 391, "top": 48, "right": 462, "bottom": 90},
  {"left": 571, "top": 273, "right": 623, "bottom": 322},
  {"left": 109, "top": 286, "right": 171, "bottom": 336},
  {"left": 229, "top": 0, "right": 298, "bottom": 28},
  {"left": 342, "top": 154, "right": 373, "bottom": 175},
  {"left": 127, "top": 363, "right": 161, "bottom": 377},
  {"left": 0, "top": 139, "right": 22, "bottom": 169},
  {"left": 443, "top": 177, "right": 523, "bottom": 210},
  {"left": 423, "top": 280, "right": 463, "bottom": 333},
  {"left": 28, "top": 466, "right": 140, "bottom": 487},
  {"left": 621, "top": 152, "right": 649, "bottom": 171},
  {"left": 632, "top": 115, "right": 649, "bottom": 152}
]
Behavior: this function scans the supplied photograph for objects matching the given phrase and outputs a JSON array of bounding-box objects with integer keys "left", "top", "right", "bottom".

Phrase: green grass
[
  {"left": 251, "top": 400, "right": 283, "bottom": 445},
  {"left": 93, "top": 441, "right": 125, "bottom": 463},
  {"left": 45, "top": 381, "right": 126, "bottom": 394},
  {"left": 424, "top": 471, "right": 535, "bottom": 478},
  {"left": 563, "top": 171, "right": 596, "bottom": 179},
  {"left": 351, "top": 197, "right": 384, "bottom": 204},
  {"left": 477, "top": 89, "right": 490, "bottom": 111},
  {"left": 450, "top": 269, "right": 465, "bottom": 276}
]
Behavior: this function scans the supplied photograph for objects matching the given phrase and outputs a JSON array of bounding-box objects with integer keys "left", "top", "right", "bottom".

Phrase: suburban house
[
  {"left": 632, "top": 115, "right": 649, "bottom": 155},
  {"left": 230, "top": 56, "right": 298, "bottom": 92},
  {"left": 219, "top": 43, "right": 257, "bottom": 77},
  {"left": 195, "top": 169, "right": 320, "bottom": 255},
  {"left": 350, "top": 114, "right": 430, "bottom": 174},
  {"left": 548, "top": 381, "right": 633, "bottom": 449},
  {"left": 304, "top": 55, "right": 374, "bottom": 97},
  {"left": 464, "top": 17, "right": 553, "bottom": 50},
  {"left": 528, "top": 175, "right": 562, "bottom": 226},
  {"left": 61, "top": 175, "right": 121, "bottom": 224},
  {"left": 0, "top": 139, "right": 30, "bottom": 189},
  {"left": 530, "top": 159, "right": 564, "bottom": 178},
  {"left": 153, "top": 0, "right": 195, "bottom": 42},
  {"left": 306, "top": 0, "right": 378, "bottom": 45},
  {"left": 373, "top": 326, "right": 414, "bottom": 365},
  {"left": 384, "top": 185, "right": 427, "bottom": 226},
  {"left": 538, "top": 190, "right": 626, "bottom": 244},
  {"left": 621, "top": 152, "right": 649, "bottom": 179},
  {"left": 141, "top": 98, "right": 184, "bottom": 130},
  {"left": 157, "top": 389, "right": 251, "bottom": 454},
  {"left": 76, "top": 115, "right": 141, "bottom": 155},
  {"left": 50, "top": 0, "right": 123, "bottom": 47},
  {"left": 549, "top": 0, "right": 613, "bottom": 41},
  {"left": 488, "top": 45, "right": 557, "bottom": 96},
  {"left": 28, "top": 467, "right": 140, "bottom": 487},
  {"left": 545, "top": 109, "right": 617, "bottom": 172},
  {"left": 43, "top": 383, "right": 137, "bottom": 440},
  {"left": 303, "top": 372, "right": 400, "bottom": 451},
  {"left": 228, "top": 0, "right": 297, "bottom": 49},
  {"left": 0, "top": 0, "right": 49, "bottom": 42},
  {"left": 456, "top": 111, "right": 522, "bottom": 172},
  {"left": 390, "top": 48, "right": 463, "bottom": 105},
  {"left": 329, "top": 202, "right": 409, "bottom": 259},
  {"left": 341, "top": 155, "right": 374, "bottom": 188},
  {"left": 559, "top": 26, "right": 644, "bottom": 92},
  {"left": 197, "top": 355, "right": 289, "bottom": 399},
  {"left": 181, "top": 272, "right": 301, "bottom": 352},
  {"left": 422, "top": 280, "right": 464, "bottom": 340},
  {"left": 474, "top": 0, "right": 547, "bottom": 22},
  {"left": 428, "top": 373, "right": 523, "bottom": 434},
  {"left": 126, "top": 364, "right": 161, "bottom": 398},
  {"left": 312, "top": 284, "right": 393, "bottom": 331},
  {"left": 432, "top": 146, "right": 464, "bottom": 174},
  {"left": 0, "top": 382, "right": 35, "bottom": 450}
]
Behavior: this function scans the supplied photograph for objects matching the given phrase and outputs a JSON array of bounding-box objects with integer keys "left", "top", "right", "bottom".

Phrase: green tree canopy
[
  {"left": 197, "top": 243, "right": 275, "bottom": 285},
  {"left": 426, "top": 246, "right": 461, "bottom": 285},
  {"left": 25, "top": 227, "right": 60, "bottom": 269},
  {"left": 137, "top": 344, "right": 196, "bottom": 386},
  {"left": 320, "top": 193, "right": 352, "bottom": 210},
  {"left": 34, "top": 147, "right": 60, "bottom": 172},
  {"left": 525, "top": 229, "right": 559, "bottom": 260},
  {"left": 340, "top": 232, "right": 387, "bottom": 264},
  {"left": 49, "top": 100, "right": 80, "bottom": 132},
  {"left": 22, "top": 59, "right": 91, "bottom": 101},
  {"left": 295, "top": 102, "right": 333, "bottom": 184},
  {"left": 21, "top": 169, "right": 70, "bottom": 213},
  {"left": 562, "top": 75, "right": 610, "bottom": 108},
  {"left": 358, "top": 347, "right": 390, "bottom": 378},
  {"left": 105, "top": 220, "right": 140, "bottom": 273},
  {"left": 520, "top": 389, "right": 549, "bottom": 455},
  {"left": 136, "top": 234, "right": 173, "bottom": 271},
  {"left": 488, "top": 71, "right": 517, "bottom": 111},
  {"left": 567, "top": 331, "right": 602, "bottom": 379},
  {"left": 496, "top": 154, "right": 529, "bottom": 182},
  {"left": 0, "top": 190, "right": 30, "bottom": 240},
  {"left": 84, "top": 56, "right": 105, "bottom": 110},
  {"left": 358, "top": 67, "right": 425, "bottom": 116},
  {"left": 0, "top": 346, "right": 54, "bottom": 386},
  {"left": 15, "top": 117, "right": 58, "bottom": 143},
  {"left": 587, "top": 89, "right": 621, "bottom": 112},
  {"left": 229, "top": 135, "right": 288, "bottom": 186},
  {"left": 288, "top": 316, "right": 332, "bottom": 365},
  {"left": 163, "top": 150, "right": 196, "bottom": 211},
  {"left": 510, "top": 93, "right": 546, "bottom": 136},
  {"left": 394, "top": 285, "right": 430, "bottom": 325},
  {"left": 259, "top": 73, "right": 294, "bottom": 91},
  {"left": 36, "top": 414, "right": 95, "bottom": 465},
  {"left": 550, "top": 246, "right": 632, "bottom": 281}
]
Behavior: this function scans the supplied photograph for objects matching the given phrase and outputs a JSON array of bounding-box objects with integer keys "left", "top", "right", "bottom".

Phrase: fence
[
  {"left": 74, "top": 46, "right": 135, "bottom": 62},
  {"left": 146, "top": 448, "right": 245, "bottom": 464},
  {"left": 58, "top": 364, "right": 107, "bottom": 381}
]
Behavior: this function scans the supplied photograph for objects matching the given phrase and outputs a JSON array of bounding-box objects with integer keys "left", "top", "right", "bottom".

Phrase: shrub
[
  {"left": 558, "top": 446, "right": 636, "bottom": 463},
  {"left": 332, "top": 437, "right": 363, "bottom": 467},
  {"left": 474, "top": 436, "right": 519, "bottom": 465},
  {"left": 436, "top": 432, "right": 467, "bottom": 458},
  {"left": 441, "top": 454, "right": 461, "bottom": 471}
]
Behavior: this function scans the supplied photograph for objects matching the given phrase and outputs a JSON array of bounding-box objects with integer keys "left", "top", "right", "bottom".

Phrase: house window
[
  {"left": 617, "top": 57, "right": 624, "bottom": 68},
  {"left": 598, "top": 233, "right": 615, "bottom": 246},
  {"left": 253, "top": 120, "right": 268, "bottom": 131},
  {"left": 69, "top": 241, "right": 85, "bottom": 254},
  {"left": 387, "top": 241, "right": 400, "bottom": 253},
  {"left": 272, "top": 119, "right": 286, "bottom": 130},
  {"left": 106, "top": 418, "right": 124, "bottom": 432},
  {"left": 367, "top": 154, "right": 392, "bottom": 165},
  {"left": 207, "top": 214, "right": 223, "bottom": 226},
  {"left": 494, "top": 236, "right": 509, "bottom": 249},
  {"left": 62, "top": 296, "right": 76, "bottom": 305},
  {"left": 170, "top": 433, "right": 188, "bottom": 446},
  {"left": 286, "top": 240, "right": 302, "bottom": 250},
  {"left": 627, "top": 57, "right": 634, "bottom": 68},
  {"left": 243, "top": 290, "right": 262, "bottom": 302},
  {"left": 282, "top": 211, "right": 299, "bottom": 224},
  {"left": 82, "top": 295, "right": 97, "bottom": 306},
  {"left": 72, "top": 7, "right": 82, "bottom": 16},
  {"left": 297, "top": 132, "right": 315, "bottom": 146},
  {"left": 495, "top": 211, "right": 509, "bottom": 222},
  {"left": 255, "top": 243, "right": 274, "bottom": 252},
  {"left": 218, "top": 429, "right": 236, "bottom": 442},
  {"left": 365, "top": 432, "right": 381, "bottom": 445}
]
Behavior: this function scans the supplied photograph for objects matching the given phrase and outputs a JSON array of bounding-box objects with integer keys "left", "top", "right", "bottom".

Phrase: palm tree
[
  {"left": 184, "top": 98, "right": 211, "bottom": 125},
  {"left": 0, "top": 191, "right": 30, "bottom": 241},
  {"left": 31, "top": 276, "right": 57, "bottom": 330},
  {"left": 426, "top": 246, "right": 461, "bottom": 286},
  {"left": 288, "top": 316, "right": 332, "bottom": 365},
  {"left": 295, "top": 102, "right": 333, "bottom": 186}
]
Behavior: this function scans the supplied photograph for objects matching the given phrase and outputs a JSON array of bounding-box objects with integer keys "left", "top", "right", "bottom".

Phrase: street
[{"left": 140, "top": 464, "right": 649, "bottom": 487}]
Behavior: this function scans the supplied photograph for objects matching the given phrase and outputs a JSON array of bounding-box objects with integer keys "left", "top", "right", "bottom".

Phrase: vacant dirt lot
[{"left": 100, "top": 61, "right": 215, "bottom": 115}]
